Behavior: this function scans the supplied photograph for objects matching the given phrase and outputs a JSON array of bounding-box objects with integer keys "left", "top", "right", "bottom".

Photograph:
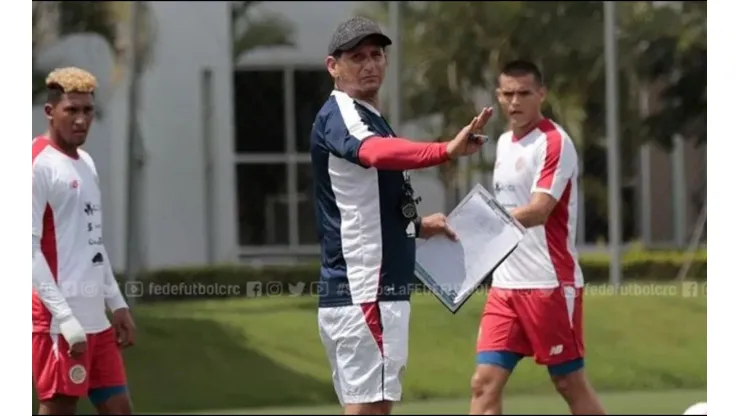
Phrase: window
[
  {"left": 236, "top": 164, "right": 289, "bottom": 245},
  {"left": 294, "top": 70, "right": 335, "bottom": 152},
  {"left": 233, "top": 67, "right": 328, "bottom": 251},
  {"left": 234, "top": 70, "right": 285, "bottom": 153}
]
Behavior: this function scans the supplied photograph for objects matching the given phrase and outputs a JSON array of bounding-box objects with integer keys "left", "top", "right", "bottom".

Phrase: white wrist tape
[{"left": 58, "top": 316, "right": 86, "bottom": 346}]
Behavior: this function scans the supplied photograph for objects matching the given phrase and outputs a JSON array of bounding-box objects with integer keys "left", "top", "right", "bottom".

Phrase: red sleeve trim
[
  {"left": 32, "top": 137, "right": 51, "bottom": 163},
  {"left": 358, "top": 136, "right": 450, "bottom": 170},
  {"left": 535, "top": 120, "right": 563, "bottom": 190}
]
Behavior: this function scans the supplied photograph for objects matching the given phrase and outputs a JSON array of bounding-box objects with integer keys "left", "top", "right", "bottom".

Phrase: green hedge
[{"left": 118, "top": 250, "right": 706, "bottom": 303}]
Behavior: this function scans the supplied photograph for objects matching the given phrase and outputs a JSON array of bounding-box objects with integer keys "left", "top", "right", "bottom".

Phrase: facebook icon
[{"left": 246, "top": 282, "right": 262, "bottom": 298}]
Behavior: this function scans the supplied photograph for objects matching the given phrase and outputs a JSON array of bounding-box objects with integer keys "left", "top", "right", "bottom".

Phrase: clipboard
[{"left": 414, "top": 184, "right": 525, "bottom": 314}]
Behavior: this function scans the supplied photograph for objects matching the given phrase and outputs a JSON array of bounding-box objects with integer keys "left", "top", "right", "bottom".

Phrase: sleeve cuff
[
  {"left": 106, "top": 292, "right": 129, "bottom": 312},
  {"left": 532, "top": 187, "right": 557, "bottom": 198},
  {"left": 352, "top": 138, "right": 371, "bottom": 168}
]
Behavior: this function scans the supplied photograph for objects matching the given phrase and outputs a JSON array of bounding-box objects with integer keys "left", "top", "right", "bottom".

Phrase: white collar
[{"left": 331, "top": 89, "right": 381, "bottom": 116}]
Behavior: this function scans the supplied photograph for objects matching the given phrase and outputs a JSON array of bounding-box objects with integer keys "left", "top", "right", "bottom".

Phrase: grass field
[
  {"left": 33, "top": 282, "right": 706, "bottom": 414},
  {"left": 181, "top": 389, "right": 707, "bottom": 414}
]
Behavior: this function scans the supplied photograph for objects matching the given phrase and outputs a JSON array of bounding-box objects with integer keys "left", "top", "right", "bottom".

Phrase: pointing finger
[
  {"left": 473, "top": 108, "right": 493, "bottom": 131},
  {"left": 468, "top": 116, "right": 479, "bottom": 130}
]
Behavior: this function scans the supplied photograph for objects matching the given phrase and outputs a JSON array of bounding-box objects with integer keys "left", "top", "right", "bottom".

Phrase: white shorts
[{"left": 318, "top": 300, "right": 410, "bottom": 405}]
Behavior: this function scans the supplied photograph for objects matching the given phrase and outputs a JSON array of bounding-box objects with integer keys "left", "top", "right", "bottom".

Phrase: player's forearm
[
  {"left": 32, "top": 238, "right": 74, "bottom": 321},
  {"left": 104, "top": 276, "right": 128, "bottom": 312},
  {"left": 102, "top": 248, "right": 128, "bottom": 312},
  {"left": 358, "top": 137, "right": 450, "bottom": 170},
  {"left": 510, "top": 205, "right": 548, "bottom": 228}
]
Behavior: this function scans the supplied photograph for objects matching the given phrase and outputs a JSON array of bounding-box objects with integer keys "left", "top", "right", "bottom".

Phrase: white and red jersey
[
  {"left": 491, "top": 118, "right": 583, "bottom": 289},
  {"left": 32, "top": 136, "right": 120, "bottom": 334}
]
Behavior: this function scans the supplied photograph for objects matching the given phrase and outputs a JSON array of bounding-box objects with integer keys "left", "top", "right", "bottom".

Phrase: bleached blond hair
[{"left": 45, "top": 67, "right": 98, "bottom": 94}]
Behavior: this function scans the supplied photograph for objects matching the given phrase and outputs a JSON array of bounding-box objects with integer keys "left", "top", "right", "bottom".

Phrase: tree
[
  {"left": 359, "top": 1, "right": 609, "bottom": 210},
  {"left": 358, "top": 1, "right": 705, "bottom": 240},
  {"left": 637, "top": 1, "right": 706, "bottom": 148},
  {"left": 32, "top": 1, "right": 157, "bottom": 110},
  {"left": 231, "top": 1, "right": 296, "bottom": 62}
]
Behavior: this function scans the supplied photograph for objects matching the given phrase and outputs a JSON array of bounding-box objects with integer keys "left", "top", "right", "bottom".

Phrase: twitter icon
[{"left": 288, "top": 282, "right": 306, "bottom": 297}]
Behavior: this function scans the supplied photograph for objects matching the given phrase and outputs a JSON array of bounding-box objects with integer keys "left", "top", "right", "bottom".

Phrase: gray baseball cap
[{"left": 328, "top": 16, "right": 392, "bottom": 56}]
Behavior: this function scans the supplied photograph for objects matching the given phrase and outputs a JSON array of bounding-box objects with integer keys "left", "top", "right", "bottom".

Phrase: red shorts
[
  {"left": 476, "top": 286, "right": 585, "bottom": 366},
  {"left": 32, "top": 327, "right": 127, "bottom": 401}
]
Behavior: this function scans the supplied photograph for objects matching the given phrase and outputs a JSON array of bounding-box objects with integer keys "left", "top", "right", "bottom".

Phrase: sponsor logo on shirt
[
  {"left": 493, "top": 181, "right": 516, "bottom": 194},
  {"left": 92, "top": 252, "right": 104, "bottom": 266},
  {"left": 83, "top": 202, "right": 100, "bottom": 216}
]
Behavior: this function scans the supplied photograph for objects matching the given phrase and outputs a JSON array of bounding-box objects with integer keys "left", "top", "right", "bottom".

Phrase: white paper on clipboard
[{"left": 414, "top": 183, "right": 526, "bottom": 313}]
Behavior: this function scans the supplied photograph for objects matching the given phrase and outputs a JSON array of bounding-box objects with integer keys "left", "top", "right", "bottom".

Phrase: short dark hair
[
  {"left": 46, "top": 84, "right": 66, "bottom": 105},
  {"left": 46, "top": 83, "right": 96, "bottom": 105},
  {"left": 499, "top": 60, "right": 544, "bottom": 86}
]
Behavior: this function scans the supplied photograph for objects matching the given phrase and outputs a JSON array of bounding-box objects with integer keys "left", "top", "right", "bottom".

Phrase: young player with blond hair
[{"left": 32, "top": 67, "right": 136, "bottom": 415}]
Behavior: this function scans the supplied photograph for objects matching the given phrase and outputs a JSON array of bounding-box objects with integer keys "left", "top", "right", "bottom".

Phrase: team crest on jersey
[
  {"left": 515, "top": 157, "right": 525, "bottom": 171},
  {"left": 69, "top": 364, "right": 87, "bottom": 384}
]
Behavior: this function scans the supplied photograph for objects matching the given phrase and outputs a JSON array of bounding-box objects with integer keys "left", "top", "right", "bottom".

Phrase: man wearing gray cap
[{"left": 310, "top": 16, "right": 493, "bottom": 415}]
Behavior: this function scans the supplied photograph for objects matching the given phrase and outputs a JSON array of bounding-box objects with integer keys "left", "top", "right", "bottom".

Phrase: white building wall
[
  {"left": 31, "top": 1, "right": 451, "bottom": 270},
  {"left": 33, "top": 1, "right": 236, "bottom": 270}
]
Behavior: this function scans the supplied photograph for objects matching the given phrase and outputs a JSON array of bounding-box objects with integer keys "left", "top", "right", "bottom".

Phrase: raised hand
[{"left": 446, "top": 107, "right": 494, "bottom": 159}]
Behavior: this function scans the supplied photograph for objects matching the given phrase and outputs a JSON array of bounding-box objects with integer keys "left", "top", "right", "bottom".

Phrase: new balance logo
[{"left": 549, "top": 344, "right": 563, "bottom": 356}]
